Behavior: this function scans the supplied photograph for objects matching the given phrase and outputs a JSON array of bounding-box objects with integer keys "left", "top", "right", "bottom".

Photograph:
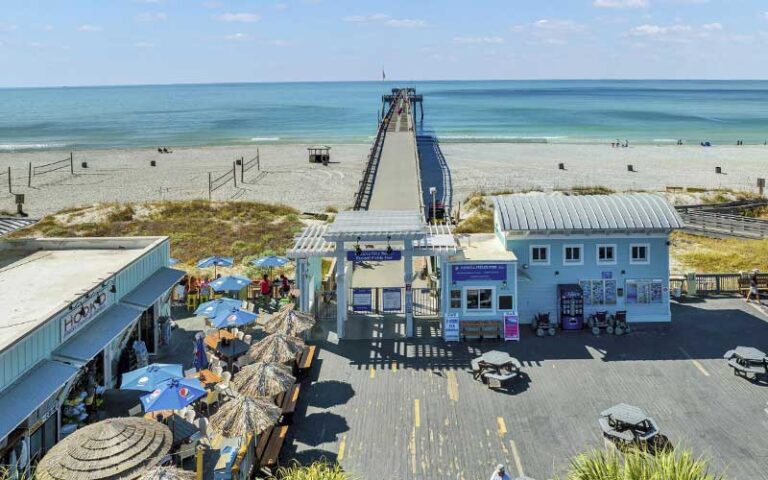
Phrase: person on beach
[
  {"left": 260, "top": 273, "right": 272, "bottom": 299},
  {"left": 280, "top": 274, "right": 290, "bottom": 297},
  {"left": 489, "top": 464, "right": 510, "bottom": 480},
  {"left": 746, "top": 269, "right": 761, "bottom": 304}
]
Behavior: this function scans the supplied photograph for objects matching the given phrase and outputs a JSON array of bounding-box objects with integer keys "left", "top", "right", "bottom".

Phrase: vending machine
[{"left": 558, "top": 284, "right": 584, "bottom": 331}]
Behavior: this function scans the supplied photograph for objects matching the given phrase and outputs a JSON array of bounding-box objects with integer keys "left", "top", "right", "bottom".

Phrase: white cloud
[
  {"left": 77, "top": 24, "right": 103, "bottom": 32},
  {"left": 701, "top": 22, "right": 722, "bottom": 31},
  {"left": 593, "top": 0, "right": 649, "bottom": 8},
  {"left": 532, "top": 19, "right": 587, "bottom": 33},
  {"left": 453, "top": 36, "right": 504, "bottom": 45},
  {"left": 344, "top": 13, "right": 426, "bottom": 28},
  {"left": 135, "top": 12, "right": 167, "bottom": 22},
  {"left": 225, "top": 32, "right": 252, "bottom": 40},
  {"left": 216, "top": 13, "right": 261, "bottom": 23}
]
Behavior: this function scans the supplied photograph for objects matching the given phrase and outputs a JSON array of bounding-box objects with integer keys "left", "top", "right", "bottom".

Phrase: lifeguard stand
[{"left": 308, "top": 146, "right": 331, "bottom": 165}]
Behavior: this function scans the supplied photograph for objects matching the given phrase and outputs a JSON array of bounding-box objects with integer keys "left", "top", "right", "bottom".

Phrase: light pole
[{"left": 429, "top": 187, "right": 437, "bottom": 224}]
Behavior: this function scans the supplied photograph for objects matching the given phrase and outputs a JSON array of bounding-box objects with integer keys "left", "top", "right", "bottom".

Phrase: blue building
[{"left": 493, "top": 193, "right": 683, "bottom": 325}]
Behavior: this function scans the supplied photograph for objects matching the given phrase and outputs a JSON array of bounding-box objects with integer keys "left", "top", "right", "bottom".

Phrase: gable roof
[{"left": 493, "top": 193, "right": 684, "bottom": 234}]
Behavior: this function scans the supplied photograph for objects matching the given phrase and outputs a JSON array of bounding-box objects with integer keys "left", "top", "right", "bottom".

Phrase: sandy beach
[{"left": 1, "top": 142, "right": 766, "bottom": 217}]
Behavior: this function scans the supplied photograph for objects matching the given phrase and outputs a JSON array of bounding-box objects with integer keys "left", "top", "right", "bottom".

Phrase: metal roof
[
  {"left": 121, "top": 267, "right": 185, "bottom": 308},
  {"left": 494, "top": 194, "right": 684, "bottom": 233},
  {"left": 0, "top": 217, "right": 37, "bottom": 237},
  {"left": 324, "top": 210, "right": 427, "bottom": 241}
]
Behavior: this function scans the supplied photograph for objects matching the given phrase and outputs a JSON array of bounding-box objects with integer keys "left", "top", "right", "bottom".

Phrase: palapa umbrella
[
  {"left": 139, "top": 466, "right": 195, "bottom": 480},
  {"left": 263, "top": 303, "right": 316, "bottom": 337},
  {"left": 247, "top": 333, "right": 306, "bottom": 364},
  {"left": 232, "top": 362, "right": 295, "bottom": 398},
  {"left": 209, "top": 395, "right": 281, "bottom": 438},
  {"left": 36, "top": 417, "right": 172, "bottom": 480}
]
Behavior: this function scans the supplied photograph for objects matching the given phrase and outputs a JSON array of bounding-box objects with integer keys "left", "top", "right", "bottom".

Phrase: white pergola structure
[{"left": 288, "top": 210, "right": 458, "bottom": 339}]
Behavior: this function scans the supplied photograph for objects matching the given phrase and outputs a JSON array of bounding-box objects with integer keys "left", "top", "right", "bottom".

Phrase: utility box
[{"left": 308, "top": 146, "right": 331, "bottom": 165}]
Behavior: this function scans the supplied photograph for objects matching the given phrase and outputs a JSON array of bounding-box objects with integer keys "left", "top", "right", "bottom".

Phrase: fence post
[
  {"left": 7, "top": 166, "right": 11, "bottom": 194},
  {"left": 70, "top": 152, "right": 74, "bottom": 174},
  {"left": 240, "top": 157, "right": 244, "bottom": 183},
  {"left": 28, "top": 162, "right": 32, "bottom": 187},
  {"left": 208, "top": 172, "right": 212, "bottom": 201},
  {"left": 233, "top": 162, "right": 237, "bottom": 188},
  {"left": 257, "top": 148, "right": 260, "bottom": 171}
]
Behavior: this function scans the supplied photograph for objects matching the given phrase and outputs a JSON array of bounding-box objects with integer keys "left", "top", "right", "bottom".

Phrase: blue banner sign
[
  {"left": 451, "top": 263, "right": 507, "bottom": 282},
  {"left": 381, "top": 287, "right": 402, "bottom": 312},
  {"left": 347, "top": 250, "right": 402, "bottom": 262}
]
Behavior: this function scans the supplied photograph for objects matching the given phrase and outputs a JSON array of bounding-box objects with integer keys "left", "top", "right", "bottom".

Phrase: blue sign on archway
[{"left": 347, "top": 250, "right": 402, "bottom": 262}]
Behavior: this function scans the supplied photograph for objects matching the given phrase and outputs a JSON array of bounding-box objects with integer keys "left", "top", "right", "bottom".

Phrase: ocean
[{"left": 1, "top": 80, "right": 767, "bottom": 151}]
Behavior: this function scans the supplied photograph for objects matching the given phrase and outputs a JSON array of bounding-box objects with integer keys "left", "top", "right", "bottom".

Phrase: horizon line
[{"left": 2, "top": 78, "right": 768, "bottom": 90}]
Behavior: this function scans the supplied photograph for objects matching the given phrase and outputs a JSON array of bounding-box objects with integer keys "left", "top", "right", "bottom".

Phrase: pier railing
[
  {"left": 679, "top": 210, "right": 768, "bottom": 239},
  {"left": 353, "top": 94, "right": 398, "bottom": 210},
  {"left": 669, "top": 272, "right": 762, "bottom": 295}
]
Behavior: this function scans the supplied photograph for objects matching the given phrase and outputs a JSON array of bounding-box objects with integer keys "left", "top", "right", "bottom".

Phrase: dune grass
[
  {"left": 671, "top": 231, "right": 768, "bottom": 272},
  {"left": 272, "top": 460, "right": 356, "bottom": 480},
  {"left": 10, "top": 200, "right": 303, "bottom": 269}
]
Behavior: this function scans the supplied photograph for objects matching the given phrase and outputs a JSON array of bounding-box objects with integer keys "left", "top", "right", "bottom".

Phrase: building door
[{"left": 139, "top": 308, "right": 155, "bottom": 354}]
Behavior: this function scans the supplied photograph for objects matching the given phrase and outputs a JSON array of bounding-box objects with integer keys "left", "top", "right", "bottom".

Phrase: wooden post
[
  {"left": 208, "top": 172, "right": 212, "bottom": 201},
  {"left": 240, "top": 157, "right": 244, "bottom": 183},
  {"left": 70, "top": 152, "right": 74, "bottom": 174},
  {"left": 195, "top": 446, "right": 204, "bottom": 480},
  {"left": 233, "top": 162, "right": 237, "bottom": 188},
  {"left": 28, "top": 162, "right": 32, "bottom": 187},
  {"left": 7, "top": 166, "right": 11, "bottom": 194},
  {"left": 257, "top": 148, "right": 260, "bottom": 171}
]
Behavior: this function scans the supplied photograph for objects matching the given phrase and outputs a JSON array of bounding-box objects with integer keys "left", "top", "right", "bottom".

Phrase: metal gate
[{"left": 345, "top": 287, "right": 440, "bottom": 317}]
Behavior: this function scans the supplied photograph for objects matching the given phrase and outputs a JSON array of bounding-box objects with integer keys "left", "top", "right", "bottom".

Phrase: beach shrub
[
  {"left": 562, "top": 447, "right": 723, "bottom": 480},
  {"left": 671, "top": 231, "right": 768, "bottom": 272},
  {"left": 272, "top": 460, "right": 355, "bottom": 480},
  {"left": 567, "top": 186, "right": 616, "bottom": 196}
]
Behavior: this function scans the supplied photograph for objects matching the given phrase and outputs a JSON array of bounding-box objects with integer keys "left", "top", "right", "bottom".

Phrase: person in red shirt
[{"left": 260, "top": 274, "right": 271, "bottom": 298}]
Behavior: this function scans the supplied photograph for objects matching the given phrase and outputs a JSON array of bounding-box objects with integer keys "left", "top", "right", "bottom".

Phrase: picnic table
[
  {"left": 204, "top": 330, "right": 235, "bottom": 350},
  {"left": 724, "top": 346, "right": 768, "bottom": 379},
  {"left": 471, "top": 351, "right": 522, "bottom": 388},
  {"left": 599, "top": 403, "right": 659, "bottom": 443}
]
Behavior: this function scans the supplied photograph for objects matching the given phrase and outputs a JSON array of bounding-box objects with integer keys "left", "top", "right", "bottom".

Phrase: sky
[{"left": 0, "top": 0, "right": 767, "bottom": 87}]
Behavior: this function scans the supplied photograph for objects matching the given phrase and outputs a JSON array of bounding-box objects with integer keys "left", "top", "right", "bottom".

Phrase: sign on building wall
[
  {"left": 352, "top": 288, "right": 373, "bottom": 312},
  {"left": 347, "top": 250, "right": 402, "bottom": 262},
  {"left": 503, "top": 313, "right": 520, "bottom": 341},
  {"left": 444, "top": 313, "right": 460, "bottom": 342},
  {"left": 451, "top": 264, "right": 507, "bottom": 282},
  {"left": 62, "top": 289, "right": 112, "bottom": 340},
  {"left": 381, "top": 288, "right": 402, "bottom": 312}
]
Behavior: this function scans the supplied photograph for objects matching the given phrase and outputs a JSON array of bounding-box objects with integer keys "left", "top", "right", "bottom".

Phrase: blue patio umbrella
[
  {"left": 211, "top": 308, "right": 258, "bottom": 329},
  {"left": 197, "top": 256, "right": 234, "bottom": 276},
  {"left": 210, "top": 275, "right": 252, "bottom": 293},
  {"left": 250, "top": 255, "right": 290, "bottom": 268},
  {"left": 194, "top": 298, "right": 242, "bottom": 318},
  {"left": 193, "top": 333, "right": 209, "bottom": 371},
  {"left": 140, "top": 377, "right": 207, "bottom": 413},
  {"left": 168, "top": 257, "right": 180, "bottom": 266},
  {"left": 120, "top": 363, "right": 183, "bottom": 392}
]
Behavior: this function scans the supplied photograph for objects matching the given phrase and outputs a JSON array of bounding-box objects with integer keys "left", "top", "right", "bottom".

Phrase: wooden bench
[
  {"left": 460, "top": 321, "right": 502, "bottom": 341},
  {"left": 259, "top": 425, "right": 289, "bottom": 468},
  {"left": 255, "top": 427, "right": 273, "bottom": 460},
  {"left": 738, "top": 276, "right": 768, "bottom": 297},
  {"left": 281, "top": 383, "right": 301, "bottom": 418},
  {"left": 297, "top": 345, "right": 316, "bottom": 373}
]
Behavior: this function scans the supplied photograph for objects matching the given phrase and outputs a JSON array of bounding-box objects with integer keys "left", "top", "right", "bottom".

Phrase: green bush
[
  {"left": 272, "top": 460, "right": 355, "bottom": 480},
  {"left": 563, "top": 447, "right": 724, "bottom": 480}
]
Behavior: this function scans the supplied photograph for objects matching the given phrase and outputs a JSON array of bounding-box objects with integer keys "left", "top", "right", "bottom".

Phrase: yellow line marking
[
  {"left": 447, "top": 371, "right": 459, "bottom": 402},
  {"left": 337, "top": 434, "right": 347, "bottom": 461},
  {"left": 510, "top": 439, "right": 524, "bottom": 477},
  {"left": 497, "top": 417, "right": 507, "bottom": 436},
  {"left": 369, "top": 367, "right": 375, "bottom": 379},
  {"left": 414, "top": 399, "right": 421, "bottom": 428},
  {"left": 679, "top": 347, "right": 710, "bottom": 376}
]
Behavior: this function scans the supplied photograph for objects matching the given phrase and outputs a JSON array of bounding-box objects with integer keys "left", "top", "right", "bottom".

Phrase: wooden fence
[{"left": 670, "top": 272, "right": 763, "bottom": 295}]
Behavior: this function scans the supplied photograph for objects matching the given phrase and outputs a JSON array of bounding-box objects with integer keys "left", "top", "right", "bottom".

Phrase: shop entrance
[{"left": 139, "top": 308, "right": 155, "bottom": 354}]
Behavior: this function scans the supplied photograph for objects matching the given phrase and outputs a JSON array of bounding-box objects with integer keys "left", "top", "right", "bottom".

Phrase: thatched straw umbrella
[
  {"left": 232, "top": 362, "right": 295, "bottom": 398},
  {"left": 36, "top": 417, "right": 172, "bottom": 480},
  {"left": 263, "top": 304, "right": 316, "bottom": 337},
  {"left": 139, "top": 466, "right": 195, "bottom": 480},
  {"left": 209, "top": 395, "right": 281, "bottom": 438},
  {"left": 247, "top": 333, "right": 305, "bottom": 364}
]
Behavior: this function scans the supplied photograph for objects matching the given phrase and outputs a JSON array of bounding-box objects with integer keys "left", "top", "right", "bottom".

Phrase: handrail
[
  {"left": 408, "top": 97, "right": 426, "bottom": 218},
  {"left": 352, "top": 93, "right": 398, "bottom": 210}
]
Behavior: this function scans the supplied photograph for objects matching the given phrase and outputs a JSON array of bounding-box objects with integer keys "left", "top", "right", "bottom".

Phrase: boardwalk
[
  {"left": 367, "top": 97, "right": 422, "bottom": 212},
  {"left": 286, "top": 298, "right": 768, "bottom": 480}
]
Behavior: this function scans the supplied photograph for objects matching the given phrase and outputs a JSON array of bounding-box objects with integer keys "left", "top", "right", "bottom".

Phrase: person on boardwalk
[
  {"left": 746, "top": 268, "right": 761, "bottom": 304},
  {"left": 489, "top": 464, "right": 511, "bottom": 480}
]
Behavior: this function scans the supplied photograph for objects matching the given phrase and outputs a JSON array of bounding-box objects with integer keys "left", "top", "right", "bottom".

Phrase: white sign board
[{"left": 444, "top": 313, "right": 460, "bottom": 342}]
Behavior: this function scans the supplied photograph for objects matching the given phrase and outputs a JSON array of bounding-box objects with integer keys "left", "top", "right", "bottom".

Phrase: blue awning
[
  {"left": 53, "top": 304, "right": 143, "bottom": 364},
  {"left": 0, "top": 360, "right": 79, "bottom": 440},
  {"left": 121, "top": 267, "right": 186, "bottom": 308}
]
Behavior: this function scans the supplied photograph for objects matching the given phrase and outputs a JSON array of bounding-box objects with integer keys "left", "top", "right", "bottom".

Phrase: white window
[
  {"left": 630, "top": 243, "right": 650, "bottom": 265},
  {"left": 529, "top": 245, "right": 550, "bottom": 265},
  {"left": 563, "top": 244, "right": 584, "bottom": 265},
  {"left": 597, "top": 244, "right": 617, "bottom": 265},
  {"left": 464, "top": 287, "right": 495, "bottom": 312}
]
